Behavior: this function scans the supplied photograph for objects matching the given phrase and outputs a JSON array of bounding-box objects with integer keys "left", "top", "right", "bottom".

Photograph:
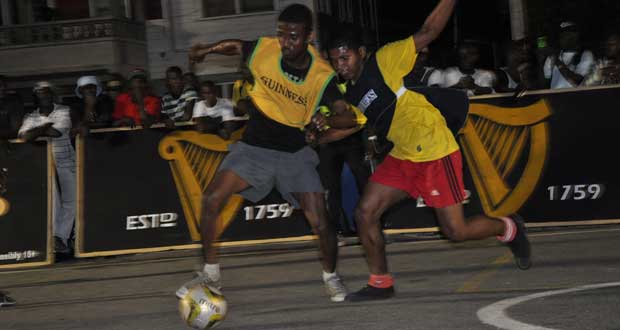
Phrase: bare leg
[
  {"left": 354, "top": 182, "right": 409, "bottom": 275},
  {"left": 436, "top": 205, "right": 531, "bottom": 269},
  {"left": 434, "top": 203, "right": 504, "bottom": 242},
  {"left": 294, "top": 192, "right": 337, "bottom": 273},
  {"left": 200, "top": 170, "right": 250, "bottom": 263}
]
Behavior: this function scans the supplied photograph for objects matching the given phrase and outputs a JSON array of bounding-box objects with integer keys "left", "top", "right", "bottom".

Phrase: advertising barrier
[
  {"left": 0, "top": 141, "right": 52, "bottom": 269},
  {"left": 75, "top": 85, "right": 620, "bottom": 257},
  {"left": 76, "top": 127, "right": 311, "bottom": 257},
  {"left": 385, "top": 86, "right": 620, "bottom": 230}
]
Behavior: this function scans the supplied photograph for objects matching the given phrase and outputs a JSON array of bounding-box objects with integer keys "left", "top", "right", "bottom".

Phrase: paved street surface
[{"left": 1, "top": 226, "right": 620, "bottom": 330}]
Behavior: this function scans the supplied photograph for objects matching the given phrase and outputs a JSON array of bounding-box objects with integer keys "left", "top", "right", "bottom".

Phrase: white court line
[{"left": 477, "top": 282, "right": 620, "bottom": 330}]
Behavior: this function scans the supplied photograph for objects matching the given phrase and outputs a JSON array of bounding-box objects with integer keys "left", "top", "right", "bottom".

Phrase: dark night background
[{"left": 346, "top": 0, "right": 620, "bottom": 69}]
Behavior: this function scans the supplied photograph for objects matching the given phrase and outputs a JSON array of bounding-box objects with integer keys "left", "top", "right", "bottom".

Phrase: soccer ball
[{"left": 178, "top": 284, "right": 227, "bottom": 329}]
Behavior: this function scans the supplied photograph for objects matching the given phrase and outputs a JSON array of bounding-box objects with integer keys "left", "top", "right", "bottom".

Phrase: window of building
[
  {"left": 202, "top": 0, "right": 274, "bottom": 18},
  {"left": 145, "top": 0, "right": 163, "bottom": 20},
  {"left": 240, "top": 0, "right": 274, "bottom": 13},
  {"left": 54, "top": 0, "right": 90, "bottom": 20}
]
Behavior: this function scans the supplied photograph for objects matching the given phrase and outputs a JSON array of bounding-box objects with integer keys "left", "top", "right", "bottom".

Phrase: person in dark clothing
[
  {"left": 318, "top": 123, "right": 369, "bottom": 237},
  {"left": 71, "top": 75, "right": 114, "bottom": 135},
  {"left": 0, "top": 76, "right": 24, "bottom": 155}
]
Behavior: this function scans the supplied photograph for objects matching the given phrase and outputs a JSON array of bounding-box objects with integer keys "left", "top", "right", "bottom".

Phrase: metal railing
[{"left": 0, "top": 17, "right": 145, "bottom": 47}]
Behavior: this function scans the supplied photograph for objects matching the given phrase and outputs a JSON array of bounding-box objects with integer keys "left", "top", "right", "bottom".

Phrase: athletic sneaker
[
  {"left": 175, "top": 272, "right": 222, "bottom": 299},
  {"left": 0, "top": 292, "right": 16, "bottom": 307},
  {"left": 324, "top": 274, "right": 347, "bottom": 302},
  {"left": 346, "top": 285, "right": 395, "bottom": 302},
  {"left": 507, "top": 214, "right": 531, "bottom": 270}
]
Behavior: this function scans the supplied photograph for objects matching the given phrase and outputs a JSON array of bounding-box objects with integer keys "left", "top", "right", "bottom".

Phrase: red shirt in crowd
[{"left": 112, "top": 93, "right": 161, "bottom": 125}]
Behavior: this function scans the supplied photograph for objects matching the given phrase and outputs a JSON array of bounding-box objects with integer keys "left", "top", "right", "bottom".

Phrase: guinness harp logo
[
  {"left": 158, "top": 130, "right": 244, "bottom": 241},
  {"left": 459, "top": 99, "right": 552, "bottom": 217},
  {"left": 0, "top": 168, "right": 10, "bottom": 217}
]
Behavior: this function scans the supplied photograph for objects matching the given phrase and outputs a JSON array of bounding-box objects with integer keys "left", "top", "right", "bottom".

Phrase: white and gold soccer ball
[{"left": 178, "top": 284, "right": 227, "bottom": 329}]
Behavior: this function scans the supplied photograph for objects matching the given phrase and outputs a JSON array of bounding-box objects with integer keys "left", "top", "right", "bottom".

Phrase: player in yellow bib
[
  {"left": 177, "top": 4, "right": 358, "bottom": 303},
  {"left": 317, "top": 0, "right": 531, "bottom": 301}
]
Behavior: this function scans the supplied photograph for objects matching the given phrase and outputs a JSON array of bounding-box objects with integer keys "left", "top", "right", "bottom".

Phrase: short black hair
[
  {"left": 278, "top": 4, "right": 313, "bottom": 33},
  {"left": 166, "top": 66, "right": 183, "bottom": 77},
  {"left": 200, "top": 80, "right": 216, "bottom": 90},
  {"left": 327, "top": 24, "right": 364, "bottom": 51}
]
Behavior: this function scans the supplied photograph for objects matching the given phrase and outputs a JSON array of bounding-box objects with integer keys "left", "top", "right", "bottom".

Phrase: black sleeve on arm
[
  {"left": 318, "top": 77, "right": 344, "bottom": 107},
  {"left": 241, "top": 40, "right": 259, "bottom": 63}
]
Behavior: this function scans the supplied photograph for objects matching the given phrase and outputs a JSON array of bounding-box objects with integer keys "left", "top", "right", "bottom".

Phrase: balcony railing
[{"left": 0, "top": 17, "right": 145, "bottom": 47}]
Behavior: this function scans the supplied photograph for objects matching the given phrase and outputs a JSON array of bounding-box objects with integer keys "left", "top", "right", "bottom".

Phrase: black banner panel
[
  {"left": 384, "top": 86, "right": 620, "bottom": 228},
  {"left": 0, "top": 141, "right": 51, "bottom": 268},
  {"left": 78, "top": 128, "right": 311, "bottom": 256},
  {"left": 77, "top": 86, "right": 620, "bottom": 257}
]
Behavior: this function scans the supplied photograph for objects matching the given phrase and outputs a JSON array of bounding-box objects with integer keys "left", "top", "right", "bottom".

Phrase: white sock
[
  {"left": 203, "top": 263, "right": 221, "bottom": 281},
  {"left": 322, "top": 270, "right": 337, "bottom": 282}
]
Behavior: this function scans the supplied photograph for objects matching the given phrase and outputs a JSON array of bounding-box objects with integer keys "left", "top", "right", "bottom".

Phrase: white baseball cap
[{"left": 75, "top": 75, "right": 102, "bottom": 98}]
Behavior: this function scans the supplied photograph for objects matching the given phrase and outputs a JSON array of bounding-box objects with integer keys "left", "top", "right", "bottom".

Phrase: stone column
[
  {"left": 509, "top": 0, "right": 527, "bottom": 40},
  {"left": 0, "top": 0, "right": 14, "bottom": 25}
]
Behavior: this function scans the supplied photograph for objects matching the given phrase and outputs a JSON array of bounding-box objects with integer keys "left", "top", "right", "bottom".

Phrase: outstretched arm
[
  {"left": 413, "top": 0, "right": 458, "bottom": 50},
  {"left": 189, "top": 39, "right": 244, "bottom": 64}
]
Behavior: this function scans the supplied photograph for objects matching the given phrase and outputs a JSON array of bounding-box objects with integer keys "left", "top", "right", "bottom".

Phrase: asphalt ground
[{"left": 1, "top": 225, "right": 620, "bottom": 330}]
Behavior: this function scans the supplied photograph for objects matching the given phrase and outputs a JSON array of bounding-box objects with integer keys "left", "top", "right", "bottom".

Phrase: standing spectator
[
  {"left": 18, "top": 82, "right": 75, "bottom": 255},
  {"left": 105, "top": 73, "right": 125, "bottom": 101},
  {"left": 71, "top": 76, "right": 114, "bottom": 133},
  {"left": 0, "top": 76, "right": 24, "bottom": 155},
  {"left": 192, "top": 81, "right": 247, "bottom": 140},
  {"left": 586, "top": 33, "right": 620, "bottom": 86},
  {"left": 318, "top": 119, "right": 369, "bottom": 238},
  {"left": 161, "top": 66, "right": 198, "bottom": 126},
  {"left": 112, "top": 68, "right": 160, "bottom": 128},
  {"left": 404, "top": 47, "right": 443, "bottom": 87},
  {"left": 495, "top": 40, "right": 539, "bottom": 92},
  {"left": 543, "top": 22, "right": 595, "bottom": 89},
  {"left": 441, "top": 43, "right": 496, "bottom": 95}
]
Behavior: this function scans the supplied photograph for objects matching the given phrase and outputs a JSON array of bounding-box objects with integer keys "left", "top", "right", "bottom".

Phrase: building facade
[{"left": 0, "top": 0, "right": 376, "bottom": 99}]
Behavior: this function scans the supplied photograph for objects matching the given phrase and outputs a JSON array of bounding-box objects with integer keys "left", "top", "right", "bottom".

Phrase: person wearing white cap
[
  {"left": 18, "top": 81, "right": 75, "bottom": 255},
  {"left": 72, "top": 75, "right": 113, "bottom": 131},
  {"left": 544, "top": 21, "right": 595, "bottom": 89}
]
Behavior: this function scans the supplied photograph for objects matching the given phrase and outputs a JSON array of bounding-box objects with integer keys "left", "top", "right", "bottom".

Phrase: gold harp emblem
[
  {"left": 459, "top": 100, "right": 552, "bottom": 217},
  {"left": 159, "top": 130, "right": 244, "bottom": 241},
  {"left": 0, "top": 168, "right": 10, "bottom": 216}
]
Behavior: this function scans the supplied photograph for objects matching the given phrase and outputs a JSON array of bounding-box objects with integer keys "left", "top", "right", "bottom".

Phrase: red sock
[
  {"left": 497, "top": 217, "right": 516, "bottom": 243},
  {"left": 368, "top": 274, "right": 394, "bottom": 288}
]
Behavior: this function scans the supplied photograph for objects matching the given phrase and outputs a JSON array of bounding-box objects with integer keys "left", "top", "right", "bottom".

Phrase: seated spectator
[
  {"left": 192, "top": 81, "right": 247, "bottom": 140},
  {"left": 112, "top": 68, "right": 160, "bottom": 128},
  {"left": 404, "top": 47, "right": 442, "bottom": 87},
  {"left": 586, "top": 33, "right": 620, "bottom": 86},
  {"left": 0, "top": 76, "right": 24, "bottom": 155},
  {"left": 495, "top": 39, "right": 539, "bottom": 92},
  {"left": 161, "top": 66, "right": 198, "bottom": 127},
  {"left": 18, "top": 81, "right": 75, "bottom": 255},
  {"left": 441, "top": 43, "right": 496, "bottom": 95},
  {"left": 71, "top": 76, "right": 114, "bottom": 134},
  {"left": 543, "top": 22, "right": 595, "bottom": 89}
]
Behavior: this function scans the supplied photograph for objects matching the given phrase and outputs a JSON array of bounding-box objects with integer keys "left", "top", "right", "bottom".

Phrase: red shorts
[{"left": 369, "top": 151, "right": 466, "bottom": 208}]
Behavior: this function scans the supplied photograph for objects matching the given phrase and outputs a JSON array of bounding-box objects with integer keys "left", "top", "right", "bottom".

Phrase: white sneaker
[
  {"left": 175, "top": 272, "right": 222, "bottom": 299},
  {"left": 324, "top": 274, "right": 347, "bottom": 302}
]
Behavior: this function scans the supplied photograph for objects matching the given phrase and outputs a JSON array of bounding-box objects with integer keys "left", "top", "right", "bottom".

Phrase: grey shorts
[{"left": 218, "top": 142, "right": 324, "bottom": 208}]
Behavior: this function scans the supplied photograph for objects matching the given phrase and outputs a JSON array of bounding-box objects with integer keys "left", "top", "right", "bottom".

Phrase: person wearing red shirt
[{"left": 112, "top": 69, "right": 160, "bottom": 128}]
